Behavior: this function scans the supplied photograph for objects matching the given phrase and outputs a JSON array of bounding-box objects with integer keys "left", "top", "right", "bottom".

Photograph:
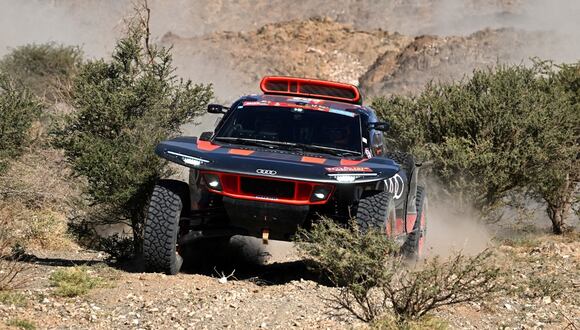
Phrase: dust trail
[{"left": 425, "top": 203, "right": 491, "bottom": 258}]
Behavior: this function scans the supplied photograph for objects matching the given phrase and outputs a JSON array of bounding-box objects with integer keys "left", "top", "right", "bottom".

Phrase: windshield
[{"left": 214, "top": 105, "right": 362, "bottom": 155}]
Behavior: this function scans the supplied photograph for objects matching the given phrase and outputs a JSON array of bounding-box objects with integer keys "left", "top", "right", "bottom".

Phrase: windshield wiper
[
  {"left": 291, "top": 143, "right": 362, "bottom": 157},
  {"left": 214, "top": 137, "right": 361, "bottom": 157},
  {"left": 213, "top": 137, "right": 295, "bottom": 149}
]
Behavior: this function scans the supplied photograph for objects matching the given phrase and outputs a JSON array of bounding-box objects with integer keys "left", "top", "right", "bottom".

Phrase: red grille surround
[{"left": 201, "top": 171, "right": 334, "bottom": 205}]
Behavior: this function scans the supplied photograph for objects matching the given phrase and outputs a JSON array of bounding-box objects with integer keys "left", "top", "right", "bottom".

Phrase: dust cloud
[
  {"left": 425, "top": 203, "right": 491, "bottom": 258},
  {"left": 1, "top": 1, "right": 579, "bottom": 90}
]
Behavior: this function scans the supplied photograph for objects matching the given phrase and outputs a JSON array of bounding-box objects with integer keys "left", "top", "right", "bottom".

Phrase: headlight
[
  {"left": 328, "top": 173, "right": 378, "bottom": 183},
  {"left": 167, "top": 151, "right": 210, "bottom": 167},
  {"left": 203, "top": 173, "right": 222, "bottom": 191},
  {"left": 310, "top": 185, "right": 333, "bottom": 202}
]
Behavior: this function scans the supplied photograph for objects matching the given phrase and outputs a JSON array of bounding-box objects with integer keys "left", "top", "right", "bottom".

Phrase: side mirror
[
  {"left": 199, "top": 131, "right": 213, "bottom": 141},
  {"left": 369, "top": 122, "right": 389, "bottom": 132},
  {"left": 207, "top": 104, "right": 228, "bottom": 114}
]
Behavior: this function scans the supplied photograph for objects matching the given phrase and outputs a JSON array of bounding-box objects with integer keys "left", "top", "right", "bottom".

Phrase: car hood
[{"left": 156, "top": 137, "right": 400, "bottom": 184}]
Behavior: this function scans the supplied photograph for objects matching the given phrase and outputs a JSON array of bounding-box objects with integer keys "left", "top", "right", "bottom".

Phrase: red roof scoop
[{"left": 260, "top": 76, "right": 362, "bottom": 105}]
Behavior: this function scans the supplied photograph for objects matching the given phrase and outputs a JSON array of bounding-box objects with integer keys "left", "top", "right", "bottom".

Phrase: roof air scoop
[{"left": 260, "top": 76, "right": 362, "bottom": 104}]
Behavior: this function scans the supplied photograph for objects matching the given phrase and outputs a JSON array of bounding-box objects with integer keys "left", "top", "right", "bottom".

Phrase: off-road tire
[
  {"left": 401, "top": 186, "right": 427, "bottom": 259},
  {"left": 356, "top": 191, "right": 396, "bottom": 234},
  {"left": 143, "top": 180, "right": 189, "bottom": 275}
]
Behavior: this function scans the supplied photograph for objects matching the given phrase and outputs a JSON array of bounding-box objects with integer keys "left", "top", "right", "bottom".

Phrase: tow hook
[{"left": 262, "top": 228, "right": 270, "bottom": 245}]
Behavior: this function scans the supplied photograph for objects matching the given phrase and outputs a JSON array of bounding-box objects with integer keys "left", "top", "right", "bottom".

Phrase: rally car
[{"left": 143, "top": 76, "right": 427, "bottom": 274}]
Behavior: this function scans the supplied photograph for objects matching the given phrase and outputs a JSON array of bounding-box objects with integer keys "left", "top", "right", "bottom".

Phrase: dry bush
[
  {"left": 296, "top": 217, "right": 504, "bottom": 324},
  {"left": 371, "top": 314, "right": 448, "bottom": 330},
  {"left": 373, "top": 62, "right": 579, "bottom": 234},
  {"left": 0, "top": 72, "right": 40, "bottom": 175},
  {"left": 0, "top": 43, "right": 82, "bottom": 103},
  {"left": 0, "top": 218, "right": 28, "bottom": 291},
  {"left": 52, "top": 5, "right": 213, "bottom": 253},
  {"left": 0, "top": 148, "right": 81, "bottom": 250},
  {"left": 68, "top": 211, "right": 135, "bottom": 261},
  {"left": 385, "top": 250, "right": 502, "bottom": 321}
]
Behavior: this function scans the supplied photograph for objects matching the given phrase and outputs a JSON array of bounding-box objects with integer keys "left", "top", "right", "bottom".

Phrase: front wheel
[
  {"left": 143, "top": 181, "right": 189, "bottom": 275},
  {"left": 355, "top": 191, "right": 396, "bottom": 235}
]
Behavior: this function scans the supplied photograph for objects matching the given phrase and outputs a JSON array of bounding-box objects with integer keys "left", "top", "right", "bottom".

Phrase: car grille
[{"left": 240, "top": 177, "right": 294, "bottom": 199}]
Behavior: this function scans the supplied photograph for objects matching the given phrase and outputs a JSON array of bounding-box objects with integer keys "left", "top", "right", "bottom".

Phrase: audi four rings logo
[
  {"left": 384, "top": 174, "right": 405, "bottom": 199},
  {"left": 256, "top": 169, "right": 277, "bottom": 175}
]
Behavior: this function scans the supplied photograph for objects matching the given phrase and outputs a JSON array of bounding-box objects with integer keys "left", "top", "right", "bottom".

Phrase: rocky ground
[{"left": 1, "top": 233, "right": 578, "bottom": 329}]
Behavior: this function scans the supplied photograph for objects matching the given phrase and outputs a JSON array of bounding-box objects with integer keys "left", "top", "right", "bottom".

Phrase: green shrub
[
  {"left": 0, "top": 43, "right": 82, "bottom": 102},
  {"left": 373, "top": 62, "right": 579, "bottom": 233},
  {"left": 296, "top": 218, "right": 502, "bottom": 324},
  {"left": 6, "top": 319, "right": 36, "bottom": 330},
  {"left": 0, "top": 73, "right": 40, "bottom": 174},
  {"left": 296, "top": 218, "right": 398, "bottom": 321},
  {"left": 0, "top": 291, "right": 28, "bottom": 307},
  {"left": 49, "top": 266, "right": 101, "bottom": 297},
  {"left": 53, "top": 13, "right": 213, "bottom": 252}
]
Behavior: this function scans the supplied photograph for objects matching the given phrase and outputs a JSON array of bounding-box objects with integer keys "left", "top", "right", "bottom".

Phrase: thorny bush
[{"left": 296, "top": 217, "right": 503, "bottom": 324}]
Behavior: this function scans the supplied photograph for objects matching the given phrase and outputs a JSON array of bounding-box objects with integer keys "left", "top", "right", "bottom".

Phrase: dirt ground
[{"left": 1, "top": 231, "right": 578, "bottom": 330}]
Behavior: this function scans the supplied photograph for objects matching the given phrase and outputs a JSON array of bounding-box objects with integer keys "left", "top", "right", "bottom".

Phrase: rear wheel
[
  {"left": 384, "top": 151, "right": 414, "bottom": 174},
  {"left": 355, "top": 191, "right": 396, "bottom": 235},
  {"left": 401, "top": 186, "right": 427, "bottom": 259},
  {"left": 143, "top": 180, "right": 190, "bottom": 275}
]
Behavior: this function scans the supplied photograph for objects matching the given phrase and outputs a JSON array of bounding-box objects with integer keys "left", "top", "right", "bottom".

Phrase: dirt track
[{"left": 1, "top": 233, "right": 579, "bottom": 329}]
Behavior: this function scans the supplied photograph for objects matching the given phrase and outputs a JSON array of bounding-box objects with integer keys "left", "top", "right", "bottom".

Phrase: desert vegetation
[
  {"left": 52, "top": 9, "right": 213, "bottom": 254},
  {"left": 296, "top": 218, "right": 504, "bottom": 327},
  {"left": 0, "top": 1, "right": 578, "bottom": 329},
  {"left": 373, "top": 62, "right": 579, "bottom": 234},
  {"left": 0, "top": 43, "right": 82, "bottom": 102}
]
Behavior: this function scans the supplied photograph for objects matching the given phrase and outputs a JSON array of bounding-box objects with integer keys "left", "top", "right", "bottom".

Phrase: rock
[{"left": 542, "top": 296, "right": 552, "bottom": 304}]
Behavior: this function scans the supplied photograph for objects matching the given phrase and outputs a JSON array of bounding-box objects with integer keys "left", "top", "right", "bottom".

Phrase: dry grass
[
  {"left": 371, "top": 314, "right": 448, "bottom": 330},
  {"left": 0, "top": 147, "right": 82, "bottom": 250},
  {"left": 0, "top": 218, "right": 29, "bottom": 291},
  {"left": 0, "top": 291, "right": 28, "bottom": 307},
  {"left": 498, "top": 232, "right": 580, "bottom": 304},
  {"left": 5, "top": 318, "right": 36, "bottom": 330}
]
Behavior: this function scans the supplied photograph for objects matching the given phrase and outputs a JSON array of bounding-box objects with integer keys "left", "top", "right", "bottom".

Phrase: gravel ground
[{"left": 1, "top": 235, "right": 578, "bottom": 330}]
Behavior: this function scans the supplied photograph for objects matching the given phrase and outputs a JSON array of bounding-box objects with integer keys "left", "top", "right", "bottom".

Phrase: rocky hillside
[
  {"left": 359, "top": 28, "right": 552, "bottom": 96},
  {"left": 162, "top": 18, "right": 551, "bottom": 100},
  {"left": 162, "top": 17, "right": 411, "bottom": 99}
]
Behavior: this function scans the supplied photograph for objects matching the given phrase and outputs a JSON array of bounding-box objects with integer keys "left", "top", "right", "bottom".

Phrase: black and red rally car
[{"left": 143, "top": 76, "right": 427, "bottom": 274}]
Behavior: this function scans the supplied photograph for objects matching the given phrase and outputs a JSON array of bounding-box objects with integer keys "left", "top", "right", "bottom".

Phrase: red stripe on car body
[
  {"left": 340, "top": 159, "right": 366, "bottom": 166},
  {"left": 228, "top": 149, "right": 254, "bottom": 156},
  {"left": 301, "top": 156, "right": 326, "bottom": 164},
  {"left": 197, "top": 140, "right": 220, "bottom": 151}
]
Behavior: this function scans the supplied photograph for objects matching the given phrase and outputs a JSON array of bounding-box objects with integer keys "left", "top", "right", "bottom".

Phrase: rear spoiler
[{"left": 260, "top": 76, "right": 362, "bottom": 105}]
